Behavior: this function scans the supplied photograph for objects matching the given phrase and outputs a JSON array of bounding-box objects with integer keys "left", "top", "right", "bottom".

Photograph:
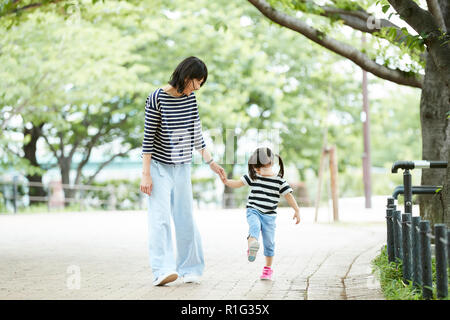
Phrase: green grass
[{"left": 372, "top": 245, "right": 449, "bottom": 300}]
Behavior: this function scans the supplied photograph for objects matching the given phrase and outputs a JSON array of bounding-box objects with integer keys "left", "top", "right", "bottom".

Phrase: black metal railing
[{"left": 386, "top": 160, "right": 448, "bottom": 299}]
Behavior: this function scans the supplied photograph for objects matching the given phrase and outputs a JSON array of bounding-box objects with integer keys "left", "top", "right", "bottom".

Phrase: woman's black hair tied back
[{"left": 248, "top": 147, "right": 284, "bottom": 181}]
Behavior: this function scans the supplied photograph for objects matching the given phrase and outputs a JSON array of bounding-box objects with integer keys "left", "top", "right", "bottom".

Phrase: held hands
[
  {"left": 210, "top": 161, "right": 227, "bottom": 182},
  {"left": 220, "top": 174, "right": 228, "bottom": 185},
  {"left": 293, "top": 209, "right": 301, "bottom": 225}
]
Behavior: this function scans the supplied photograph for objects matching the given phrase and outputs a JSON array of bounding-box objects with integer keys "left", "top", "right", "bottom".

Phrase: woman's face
[{"left": 183, "top": 78, "right": 204, "bottom": 96}]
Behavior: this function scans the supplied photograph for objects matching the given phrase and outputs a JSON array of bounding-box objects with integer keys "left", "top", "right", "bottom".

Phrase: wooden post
[
  {"left": 329, "top": 145, "right": 339, "bottom": 222},
  {"left": 314, "top": 148, "right": 326, "bottom": 222}
]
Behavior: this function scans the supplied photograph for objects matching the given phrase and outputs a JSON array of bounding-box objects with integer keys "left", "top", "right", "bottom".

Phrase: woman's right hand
[{"left": 140, "top": 174, "right": 153, "bottom": 196}]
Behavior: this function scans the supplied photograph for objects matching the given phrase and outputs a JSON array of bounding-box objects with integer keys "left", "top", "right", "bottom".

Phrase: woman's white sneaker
[
  {"left": 182, "top": 274, "right": 201, "bottom": 284},
  {"left": 152, "top": 272, "right": 178, "bottom": 286}
]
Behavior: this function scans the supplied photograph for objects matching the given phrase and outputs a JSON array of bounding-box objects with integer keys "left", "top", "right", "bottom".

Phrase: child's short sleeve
[
  {"left": 240, "top": 174, "right": 252, "bottom": 186},
  {"left": 280, "top": 179, "right": 293, "bottom": 196}
]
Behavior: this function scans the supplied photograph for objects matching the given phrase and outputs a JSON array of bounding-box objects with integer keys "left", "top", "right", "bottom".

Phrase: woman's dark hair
[
  {"left": 169, "top": 56, "right": 208, "bottom": 94},
  {"left": 248, "top": 147, "right": 284, "bottom": 181}
]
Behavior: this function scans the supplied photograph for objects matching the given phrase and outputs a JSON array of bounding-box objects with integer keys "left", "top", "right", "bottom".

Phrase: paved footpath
[{"left": 0, "top": 197, "right": 390, "bottom": 300}]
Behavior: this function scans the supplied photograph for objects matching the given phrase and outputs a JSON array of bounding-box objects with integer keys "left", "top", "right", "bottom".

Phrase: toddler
[{"left": 221, "top": 147, "right": 301, "bottom": 280}]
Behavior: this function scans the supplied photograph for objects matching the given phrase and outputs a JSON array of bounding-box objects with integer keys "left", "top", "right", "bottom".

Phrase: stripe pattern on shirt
[
  {"left": 141, "top": 88, "right": 206, "bottom": 164},
  {"left": 240, "top": 173, "right": 293, "bottom": 215}
]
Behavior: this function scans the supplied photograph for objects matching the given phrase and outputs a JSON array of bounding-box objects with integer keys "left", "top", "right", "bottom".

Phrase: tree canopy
[{"left": 0, "top": 0, "right": 424, "bottom": 201}]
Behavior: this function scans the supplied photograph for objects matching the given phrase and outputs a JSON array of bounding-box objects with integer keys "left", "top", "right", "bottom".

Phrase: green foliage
[
  {"left": 372, "top": 245, "right": 450, "bottom": 300},
  {"left": 374, "top": 0, "right": 390, "bottom": 8},
  {"left": 370, "top": 83, "right": 422, "bottom": 168},
  {"left": 372, "top": 245, "right": 422, "bottom": 300},
  {"left": 0, "top": 2, "right": 150, "bottom": 182},
  {"left": 0, "top": 179, "right": 43, "bottom": 213},
  {"left": 332, "top": 0, "right": 361, "bottom": 11},
  {"left": 192, "top": 176, "right": 218, "bottom": 206},
  {"left": 292, "top": 0, "right": 323, "bottom": 15},
  {"left": 267, "top": 0, "right": 294, "bottom": 10},
  {"left": 82, "top": 178, "right": 142, "bottom": 210},
  {"left": 268, "top": 0, "right": 426, "bottom": 76},
  {"left": 375, "top": 27, "right": 426, "bottom": 55},
  {"left": 0, "top": 0, "right": 424, "bottom": 201}
]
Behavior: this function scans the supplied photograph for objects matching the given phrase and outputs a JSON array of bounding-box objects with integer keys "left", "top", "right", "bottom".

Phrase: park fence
[
  {"left": 0, "top": 178, "right": 146, "bottom": 213},
  {"left": 386, "top": 160, "right": 449, "bottom": 299},
  {"left": 0, "top": 178, "right": 255, "bottom": 213}
]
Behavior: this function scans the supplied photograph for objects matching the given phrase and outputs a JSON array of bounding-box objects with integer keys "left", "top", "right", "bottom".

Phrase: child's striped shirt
[
  {"left": 240, "top": 173, "right": 293, "bottom": 215},
  {"left": 142, "top": 88, "right": 206, "bottom": 164}
]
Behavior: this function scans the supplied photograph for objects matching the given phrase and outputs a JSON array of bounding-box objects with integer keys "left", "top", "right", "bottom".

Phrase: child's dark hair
[
  {"left": 169, "top": 56, "right": 208, "bottom": 94},
  {"left": 248, "top": 147, "right": 284, "bottom": 181}
]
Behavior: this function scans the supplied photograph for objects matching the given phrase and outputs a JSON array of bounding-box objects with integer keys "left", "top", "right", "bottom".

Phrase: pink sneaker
[{"left": 260, "top": 266, "right": 273, "bottom": 280}]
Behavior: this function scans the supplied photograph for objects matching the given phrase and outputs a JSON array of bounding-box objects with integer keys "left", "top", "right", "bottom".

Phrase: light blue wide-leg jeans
[{"left": 147, "top": 159, "right": 204, "bottom": 281}]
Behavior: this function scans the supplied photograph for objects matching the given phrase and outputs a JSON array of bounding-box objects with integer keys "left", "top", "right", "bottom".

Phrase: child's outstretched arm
[
  {"left": 284, "top": 193, "right": 301, "bottom": 224},
  {"left": 223, "top": 178, "right": 245, "bottom": 189}
]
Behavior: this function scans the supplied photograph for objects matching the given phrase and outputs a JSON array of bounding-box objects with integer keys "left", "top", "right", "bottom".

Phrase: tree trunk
[
  {"left": 23, "top": 124, "right": 46, "bottom": 205},
  {"left": 418, "top": 52, "right": 450, "bottom": 229},
  {"left": 222, "top": 128, "right": 239, "bottom": 208},
  {"left": 59, "top": 157, "right": 75, "bottom": 206},
  {"left": 443, "top": 157, "right": 450, "bottom": 227},
  {"left": 223, "top": 164, "right": 236, "bottom": 208}
]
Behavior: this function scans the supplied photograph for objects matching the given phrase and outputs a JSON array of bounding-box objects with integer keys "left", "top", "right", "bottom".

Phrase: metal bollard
[
  {"left": 420, "top": 221, "right": 433, "bottom": 300},
  {"left": 393, "top": 210, "right": 403, "bottom": 262},
  {"left": 434, "top": 224, "right": 448, "bottom": 299},
  {"left": 402, "top": 169, "right": 412, "bottom": 214},
  {"left": 387, "top": 197, "right": 395, "bottom": 210},
  {"left": 411, "top": 216, "right": 422, "bottom": 287},
  {"left": 402, "top": 213, "right": 413, "bottom": 283},
  {"left": 447, "top": 230, "right": 450, "bottom": 267},
  {"left": 386, "top": 198, "right": 396, "bottom": 263}
]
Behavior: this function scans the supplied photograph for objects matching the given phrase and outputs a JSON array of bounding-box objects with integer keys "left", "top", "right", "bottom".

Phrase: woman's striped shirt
[
  {"left": 141, "top": 88, "right": 206, "bottom": 165},
  {"left": 240, "top": 173, "right": 293, "bottom": 215}
]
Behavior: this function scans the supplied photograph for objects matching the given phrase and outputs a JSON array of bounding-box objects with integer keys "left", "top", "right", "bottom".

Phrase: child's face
[{"left": 255, "top": 163, "right": 273, "bottom": 173}]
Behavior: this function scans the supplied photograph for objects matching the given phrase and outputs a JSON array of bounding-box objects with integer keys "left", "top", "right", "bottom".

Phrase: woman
[{"left": 140, "top": 56, "right": 226, "bottom": 286}]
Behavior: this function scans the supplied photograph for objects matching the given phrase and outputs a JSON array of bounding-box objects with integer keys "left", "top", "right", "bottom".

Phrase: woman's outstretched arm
[{"left": 197, "top": 147, "right": 226, "bottom": 181}]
